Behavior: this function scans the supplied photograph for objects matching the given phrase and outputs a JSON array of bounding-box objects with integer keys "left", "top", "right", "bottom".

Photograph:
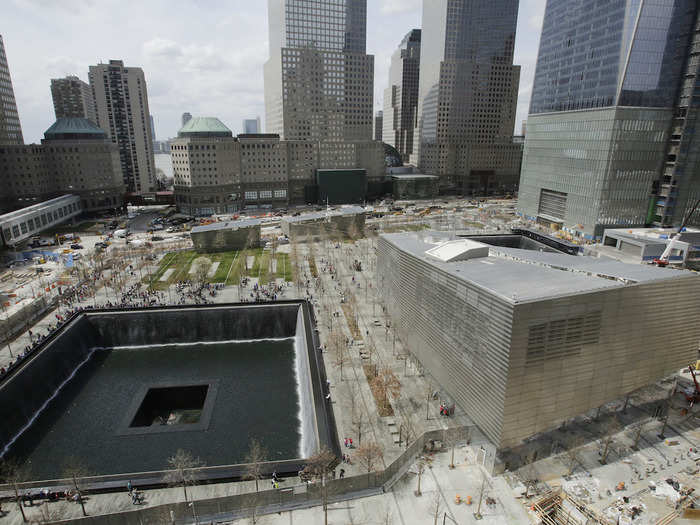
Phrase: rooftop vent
[{"left": 425, "top": 239, "right": 489, "bottom": 262}]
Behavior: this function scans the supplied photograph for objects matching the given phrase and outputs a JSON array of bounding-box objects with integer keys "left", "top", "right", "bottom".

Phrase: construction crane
[
  {"left": 653, "top": 198, "right": 700, "bottom": 267},
  {"left": 679, "top": 363, "right": 700, "bottom": 409}
]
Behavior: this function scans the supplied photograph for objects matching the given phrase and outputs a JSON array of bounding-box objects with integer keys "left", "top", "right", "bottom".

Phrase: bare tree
[
  {"left": 0, "top": 458, "right": 30, "bottom": 523},
  {"left": 61, "top": 456, "right": 91, "bottom": 517},
  {"left": 163, "top": 449, "right": 204, "bottom": 503},
  {"left": 193, "top": 257, "right": 212, "bottom": 289},
  {"left": 371, "top": 367, "right": 402, "bottom": 412},
  {"left": 328, "top": 328, "right": 348, "bottom": 380},
  {"left": 306, "top": 447, "right": 336, "bottom": 525},
  {"left": 244, "top": 439, "right": 268, "bottom": 492},
  {"left": 443, "top": 427, "right": 470, "bottom": 469},
  {"left": 399, "top": 414, "right": 416, "bottom": 449},
  {"left": 356, "top": 442, "right": 383, "bottom": 481},
  {"left": 599, "top": 417, "right": 621, "bottom": 465},
  {"left": 518, "top": 464, "right": 538, "bottom": 499},
  {"left": 414, "top": 458, "right": 426, "bottom": 497},
  {"left": 429, "top": 492, "right": 443, "bottom": 525},
  {"left": 353, "top": 413, "right": 367, "bottom": 447},
  {"left": 348, "top": 380, "right": 359, "bottom": 423}
]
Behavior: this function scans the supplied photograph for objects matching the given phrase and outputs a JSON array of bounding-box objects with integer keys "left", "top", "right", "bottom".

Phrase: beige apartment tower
[
  {"left": 0, "top": 34, "right": 23, "bottom": 145},
  {"left": 89, "top": 60, "right": 156, "bottom": 195},
  {"left": 51, "top": 76, "right": 97, "bottom": 123}
]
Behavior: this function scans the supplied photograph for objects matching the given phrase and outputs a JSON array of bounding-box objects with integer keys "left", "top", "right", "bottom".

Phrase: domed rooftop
[
  {"left": 44, "top": 118, "right": 107, "bottom": 140},
  {"left": 178, "top": 117, "right": 232, "bottom": 138}
]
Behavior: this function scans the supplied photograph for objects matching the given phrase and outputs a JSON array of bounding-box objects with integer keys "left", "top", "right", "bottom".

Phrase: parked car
[
  {"left": 70, "top": 244, "right": 83, "bottom": 250},
  {"left": 151, "top": 236, "right": 165, "bottom": 241}
]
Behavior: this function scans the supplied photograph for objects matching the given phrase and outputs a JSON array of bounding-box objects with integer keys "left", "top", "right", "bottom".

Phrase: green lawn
[
  {"left": 275, "top": 253, "right": 292, "bottom": 282},
  {"left": 146, "top": 247, "right": 295, "bottom": 289},
  {"left": 209, "top": 251, "right": 239, "bottom": 283},
  {"left": 145, "top": 250, "right": 196, "bottom": 290}
]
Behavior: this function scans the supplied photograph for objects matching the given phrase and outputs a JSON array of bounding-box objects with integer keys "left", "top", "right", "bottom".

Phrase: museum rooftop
[{"left": 381, "top": 231, "right": 696, "bottom": 304}]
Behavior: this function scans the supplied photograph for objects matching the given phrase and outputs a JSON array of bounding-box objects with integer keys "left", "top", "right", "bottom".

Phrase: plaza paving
[{"left": 0, "top": 204, "right": 698, "bottom": 524}]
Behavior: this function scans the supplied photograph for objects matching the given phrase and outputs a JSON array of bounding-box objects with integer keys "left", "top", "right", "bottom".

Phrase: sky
[{"left": 3, "top": 0, "right": 546, "bottom": 144}]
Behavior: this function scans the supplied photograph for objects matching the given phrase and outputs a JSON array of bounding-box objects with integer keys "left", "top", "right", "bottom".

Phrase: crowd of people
[{"left": 243, "top": 281, "right": 288, "bottom": 303}]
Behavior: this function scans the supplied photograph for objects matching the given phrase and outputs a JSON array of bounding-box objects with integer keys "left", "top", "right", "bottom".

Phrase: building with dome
[
  {"left": 172, "top": 117, "right": 385, "bottom": 216},
  {"left": 0, "top": 117, "right": 124, "bottom": 214}
]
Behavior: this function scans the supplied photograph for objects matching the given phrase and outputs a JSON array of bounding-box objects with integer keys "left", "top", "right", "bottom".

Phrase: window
[{"left": 245, "top": 191, "right": 258, "bottom": 200}]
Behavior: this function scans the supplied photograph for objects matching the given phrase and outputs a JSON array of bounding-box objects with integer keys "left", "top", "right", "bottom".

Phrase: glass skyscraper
[
  {"left": 519, "top": 0, "right": 700, "bottom": 238},
  {"left": 383, "top": 29, "right": 421, "bottom": 163},
  {"left": 0, "top": 34, "right": 23, "bottom": 145},
  {"left": 413, "top": 0, "right": 522, "bottom": 195}
]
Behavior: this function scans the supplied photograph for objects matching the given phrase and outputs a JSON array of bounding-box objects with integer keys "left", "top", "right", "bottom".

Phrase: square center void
[{"left": 130, "top": 385, "right": 209, "bottom": 427}]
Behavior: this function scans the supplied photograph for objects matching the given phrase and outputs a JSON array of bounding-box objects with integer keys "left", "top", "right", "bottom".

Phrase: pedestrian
[
  {"left": 349, "top": 438, "right": 353, "bottom": 448},
  {"left": 127, "top": 480, "right": 132, "bottom": 493},
  {"left": 339, "top": 468, "right": 345, "bottom": 479},
  {"left": 344, "top": 438, "right": 348, "bottom": 448}
]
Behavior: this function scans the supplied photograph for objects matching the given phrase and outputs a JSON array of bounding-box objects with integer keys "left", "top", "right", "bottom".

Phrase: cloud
[
  {"left": 143, "top": 38, "right": 184, "bottom": 60},
  {"left": 6, "top": 0, "right": 544, "bottom": 141},
  {"left": 380, "top": 0, "right": 421, "bottom": 15}
]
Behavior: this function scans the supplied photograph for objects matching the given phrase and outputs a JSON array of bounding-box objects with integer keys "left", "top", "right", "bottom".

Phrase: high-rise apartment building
[
  {"left": 383, "top": 29, "right": 421, "bottom": 163},
  {"left": 182, "top": 112, "right": 192, "bottom": 127},
  {"left": 374, "top": 110, "right": 383, "bottom": 141},
  {"left": 50, "top": 76, "right": 97, "bottom": 123},
  {"left": 518, "top": 0, "right": 700, "bottom": 238},
  {"left": 89, "top": 60, "right": 156, "bottom": 195},
  {"left": 0, "top": 34, "right": 23, "bottom": 145},
  {"left": 264, "top": 0, "right": 374, "bottom": 142},
  {"left": 242, "top": 117, "right": 261, "bottom": 134},
  {"left": 414, "top": 1, "right": 521, "bottom": 195}
]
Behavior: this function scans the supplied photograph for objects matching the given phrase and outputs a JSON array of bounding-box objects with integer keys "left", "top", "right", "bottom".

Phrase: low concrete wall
[
  {"left": 191, "top": 224, "right": 261, "bottom": 253},
  {"left": 0, "top": 295, "right": 55, "bottom": 344},
  {"left": 85, "top": 303, "right": 299, "bottom": 347},
  {"left": 0, "top": 315, "right": 101, "bottom": 449}
]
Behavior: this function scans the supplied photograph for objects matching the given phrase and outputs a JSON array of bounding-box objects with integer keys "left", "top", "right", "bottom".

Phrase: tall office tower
[
  {"left": 383, "top": 29, "right": 421, "bottom": 163},
  {"left": 50, "top": 76, "right": 97, "bottom": 123},
  {"left": 242, "top": 117, "right": 261, "bottom": 134},
  {"left": 374, "top": 110, "right": 383, "bottom": 141},
  {"left": 149, "top": 115, "right": 156, "bottom": 141},
  {"left": 518, "top": 0, "right": 700, "bottom": 239},
  {"left": 0, "top": 35, "right": 23, "bottom": 145},
  {"left": 414, "top": 1, "right": 521, "bottom": 195},
  {"left": 89, "top": 60, "right": 156, "bottom": 194},
  {"left": 182, "top": 112, "right": 192, "bottom": 127},
  {"left": 264, "top": 0, "right": 374, "bottom": 142}
]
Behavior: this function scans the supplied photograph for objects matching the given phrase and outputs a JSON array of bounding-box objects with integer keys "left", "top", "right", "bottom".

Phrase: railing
[{"left": 19, "top": 426, "right": 474, "bottom": 525}]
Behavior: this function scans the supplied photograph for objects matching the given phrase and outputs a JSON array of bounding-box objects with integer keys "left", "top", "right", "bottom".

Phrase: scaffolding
[{"left": 532, "top": 489, "right": 610, "bottom": 525}]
